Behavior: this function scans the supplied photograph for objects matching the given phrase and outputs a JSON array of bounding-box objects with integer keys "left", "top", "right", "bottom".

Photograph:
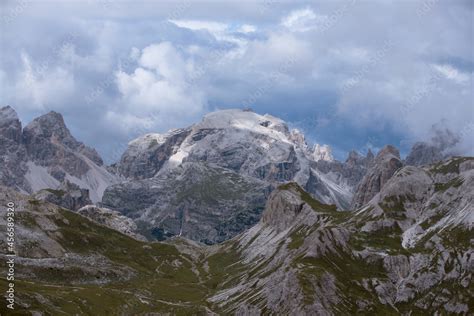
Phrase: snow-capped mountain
[
  {"left": 104, "top": 109, "right": 364, "bottom": 242},
  {"left": 0, "top": 106, "right": 120, "bottom": 202},
  {"left": 116, "top": 109, "right": 353, "bottom": 204}
]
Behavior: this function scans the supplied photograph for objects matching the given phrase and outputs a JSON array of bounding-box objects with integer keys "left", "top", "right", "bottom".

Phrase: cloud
[
  {"left": 112, "top": 42, "right": 207, "bottom": 134},
  {"left": 169, "top": 19, "right": 228, "bottom": 34},
  {"left": 13, "top": 52, "right": 75, "bottom": 110},
  {"left": 433, "top": 63, "right": 470, "bottom": 84},
  {"left": 237, "top": 24, "right": 257, "bottom": 34},
  {"left": 281, "top": 7, "right": 327, "bottom": 32}
]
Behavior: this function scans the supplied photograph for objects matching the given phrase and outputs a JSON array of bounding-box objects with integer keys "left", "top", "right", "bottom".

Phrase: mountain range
[{"left": 0, "top": 106, "right": 472, "bottom": 315}]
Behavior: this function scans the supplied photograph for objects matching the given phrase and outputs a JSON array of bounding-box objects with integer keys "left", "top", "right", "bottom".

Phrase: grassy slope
[{"left": 1, "top": 202, "right": 215, "bottom": 315}]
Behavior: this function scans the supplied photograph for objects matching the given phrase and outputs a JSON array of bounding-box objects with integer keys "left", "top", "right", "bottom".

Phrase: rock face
[
  {"left": 351, "top": 145, "right": 403, "bottom": 209},
  {"left": 103, "top": 162, "right": 271, "bottom": 244},
  {"left": 117, "top": 129, "right": 190, "bottom": 179},
  {"left": 33, "top": 181, "right": 92, "bottom": 211},
  {"left": 0, "top": 107, "right": 119, "bottom": 202},
  {"left": 405, "top": 141, "right": 444, "bottom": 166},
  {"left": 0, "top": 106, "right": 29, "bottom": 191}
]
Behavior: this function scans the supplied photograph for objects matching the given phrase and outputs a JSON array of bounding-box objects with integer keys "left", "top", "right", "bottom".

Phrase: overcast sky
[{"left": 1, "top": 0, "right": 473, "bottom": 162}]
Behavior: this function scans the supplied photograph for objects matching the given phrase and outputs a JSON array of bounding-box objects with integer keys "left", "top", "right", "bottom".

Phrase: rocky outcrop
[
  {"left": 33, "top": 180, "right": 92, "bottom": 211},
  {"left": 0, "top": 107, "right": 119, "bottom": 202},
  {"left": 77, "top": 205, "right": 145, "bottom": 240},
  {"left": 350, "top": 145, "right": 403, "bottom": 209}
]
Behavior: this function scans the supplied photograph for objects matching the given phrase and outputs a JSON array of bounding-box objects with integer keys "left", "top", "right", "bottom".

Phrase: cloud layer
[{"left": 1, "top": 0, "right": 472, "bottom": 161}]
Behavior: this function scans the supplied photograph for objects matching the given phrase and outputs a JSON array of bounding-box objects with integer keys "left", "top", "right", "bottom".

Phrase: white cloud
[
  {"left": 169, "top": 19, "right": 228, "bottom": 34},
  {"left": 113, "top": 42, "right": 207, "bottom": 134},
  {"left": 139, "top": 42, "right": 188, "bottom": 82},
  {"left": 13, "top": 53, "right": 75, "bottom": 110},
  {"left": 281, "top": 7, "right": 327, "bottom": 32},
  {"left": 433, "top": 64, "right": 470, "bottom": 84},
  {"left": 237, "top": 24, "right": 257, "bottom": 33}
]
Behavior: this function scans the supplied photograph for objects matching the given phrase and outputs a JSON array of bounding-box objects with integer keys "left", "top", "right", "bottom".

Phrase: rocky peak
[
  {"left": 0, "top": 106, "right": 22, "bottom": 142},
  {"left": 350, "top": 145, "right": 403, "bottom": 209},
  {"left": 366, "top": 149, "right": 374, "bottom": 160},
  {"left": 33, "top": 180, "right": 92, "bottom": 211},
  {"left": 22, "top": 111, "right": 103, "bottom": 166},
  {"left": 0, "top": 105, "right": 19, "bottom": 126},
  {"left": 312, "top": 144, "right": 333, "bottom": 161},
  {"left": 289, "top": 129, "right": 308, "bottom": 151},
  {"left": 23, "top": 111, "right": 81, "bottom": 149},
  {"left": 375, "top": 145, "right": 400, "bottom": 161}
]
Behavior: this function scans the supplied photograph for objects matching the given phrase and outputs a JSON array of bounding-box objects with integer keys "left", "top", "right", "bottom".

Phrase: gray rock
[
  {"left": 102, "top": 162, "right": 271, "bottom": 244},
  {"left": 0, "top": 106, "right": 29, "bottom": 191},
  {"left": 77, "top": 205, "right": 146, "bottom": 240},
  {"left": 351, "top": 145, "right": 403, "bottom": 209},
  {"left": 405, "top": 142, "right": 444, "bottom": 166},
  {"left": 33, "top": 180, "right": 92, "bottom": 211}
]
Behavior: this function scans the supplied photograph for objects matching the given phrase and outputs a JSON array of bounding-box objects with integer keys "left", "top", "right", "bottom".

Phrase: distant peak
[
  {"left": 367, "top": 149, "right": 374, "bottom": 159},
  {"left": 41, "top": 111, "right": 66, "bottom": 124},
  {"left": 26, "top": 110, "right": 67, "bottom": 130},
  {"left": 23, "top": 110, "right": 78, "bottom": 149},
  {"left": 0, "top": 105, "right": 19, "bottom": 125},
  {"left": 376, "top": 145, "right": 400, "bottom": 160},
  {"left": 290, "top": 129, "right": 308, "bottom": 149}
]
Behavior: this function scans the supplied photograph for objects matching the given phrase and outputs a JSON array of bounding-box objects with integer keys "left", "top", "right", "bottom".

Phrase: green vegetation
[
  {"left": 293, "top": 247, "right": 397, "bottom": 314},
  {"left": 44, "top": 188, "right": 66, "bottom": 197},
  {"left": 288, "top": 228, "right": 307, "bottom": 249},
  {"left": 378, "top": 194, "right": 416, "bottom": 220},
  {"left": 148, "top": 138, "right": 159, "bottom": 148},
  {"left": 27, "top": 199, "right": 41, "bottom": 206},
  {"left": 434, "top": 177, "right": 464, "bottom": 192},
  {"left": 279, "top": 182, "right": 337, "bottom": 213},
  {"left": 5, "top": 206, "right": 216, "bottom": 315},
  {"left": 430, "top": 157, "right": 474, "bottom": 174},
  {"left": 419, "top": 211, "right": 446, "bottom": 230},
  {"left": 176, "top": 167, "right": 256, "bottom": 204}
]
